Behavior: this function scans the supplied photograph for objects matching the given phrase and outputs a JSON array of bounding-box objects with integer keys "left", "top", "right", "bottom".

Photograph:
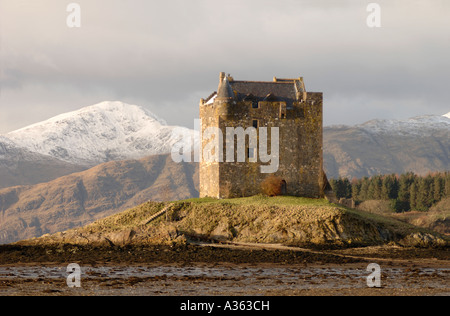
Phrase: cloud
[{"left": 0, "top": 0, "right": 449, "bottom": 133}]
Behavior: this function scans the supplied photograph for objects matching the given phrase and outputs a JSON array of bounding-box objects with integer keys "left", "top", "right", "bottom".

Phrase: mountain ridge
[
  {"left": 1, "top": 102, "right": 448, "bottom": 181},
  {"left": 5, "top": 101, "right": 194, "bottom": 166},
  {"left": 0, "top": 153, "right": 198, "bottom": 244},
  {"left": 323, "top": 112, "right": 449, "bottom": 179},
  {"left": 0, "top": 136, "right": 86, "bottom": 189},
  {"left": 0, "top": 103, "right": 448, "bottom": 244}
]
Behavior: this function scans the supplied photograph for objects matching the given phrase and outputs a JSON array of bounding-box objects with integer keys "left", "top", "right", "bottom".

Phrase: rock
[
  {"left": 107, "top": 229, "right": 136, "bottom": 246},
  {"left": 167, "top": 224, "right": 178, "bottom": 239},
  {"left": 399, "top": 232, "right": 447, "bottom": 248},
  {"left": 174, "top": 235, "right": 187, "bottom": 244},
  {"left": 377, "top": 227, "right": 393, "bottom": 241},
  {"left": 84, "top": 234, "right": 115, "bottom": 247},
  {"left": 339, "top": 198, "right": 355, "bottom": 208},
  {"left": 210, "top": 218, "right": 233, "bottom": 241}
]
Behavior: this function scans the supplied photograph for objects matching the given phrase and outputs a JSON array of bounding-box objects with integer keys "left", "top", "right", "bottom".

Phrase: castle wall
[
  {"left": 199, "top": 92, "right": 323, "bottom": 199},
  {"left": 199, "top": 101, "right": 218, "bottom": 198}
]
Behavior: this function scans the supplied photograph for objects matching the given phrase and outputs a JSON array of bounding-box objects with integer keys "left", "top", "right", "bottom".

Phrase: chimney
[{"left": 220, "top": 72, "right": 226, "bottom": 82}]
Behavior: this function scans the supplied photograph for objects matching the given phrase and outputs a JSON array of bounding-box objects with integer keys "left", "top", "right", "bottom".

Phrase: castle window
[
  {"left": 252, "top": 101, "right": 259, "bottom": 109},
  {"left": 252, "top": 120, "right": 258, "bottom": 129},
  {"left": 279, "top": 102, "right": 287, "bottom": 119},
  {"left": 247, "top": 147, "right": 256, "bottom": 160}
]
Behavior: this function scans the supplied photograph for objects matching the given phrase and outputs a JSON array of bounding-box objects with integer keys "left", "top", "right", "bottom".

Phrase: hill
[
  {"left": 0, "top": 136, "right": 86, "bottom": 189},
  {"left": 324, "top": 114, "right": 449, "bottom": 179},
  {"left": 0, "top": 154, "right": 197, "bottom": 244},
  {"left": 2, "top": 102, "right": 448, "bottom": 182},
  {"left": 19, "top": 196, "right": 448, "bottom": 249},
  {"left": 1, "top": 104, "right": 448, "bottom": 244},
  {"left": 392, "top": 198, "right": 450, "bottom": 235}
]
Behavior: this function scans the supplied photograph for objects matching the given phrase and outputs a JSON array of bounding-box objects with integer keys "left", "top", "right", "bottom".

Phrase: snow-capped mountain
[
  {"left": 0, "top": 135, "right": 85, "bottom": 188},
  {"left": 0, "top": 135, "right": 46, "bottom": 163},
  {"left": 357, "top": 113, "right": 450, "bottom": 136},
  {"left": 0, "top": 136, "right": 16, "bottom": 159},
  {"left": 2, "top": 102, "right": 448, "bottom": 181},
  {"left": 324, "top": 112, "right": 449, "bottom": 179},
  {"left": 6, "top": 101, "right": 196, "bottom": 166}
]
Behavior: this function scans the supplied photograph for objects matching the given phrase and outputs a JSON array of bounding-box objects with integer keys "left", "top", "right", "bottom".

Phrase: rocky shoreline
[
  {"left": 0, "top": 244, "right": 449, "bottom": 296},
  {"left": 1, "top": 242, "right": 449, "bottom": 266}
]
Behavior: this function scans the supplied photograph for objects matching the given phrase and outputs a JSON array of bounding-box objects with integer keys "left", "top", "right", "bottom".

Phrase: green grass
[
  {"left": 31, "top": 195, "right": 449, "bottom": 247},
  {"left": 181, "top": 195, "right": 332, "bottom": 207},
  {"left": 91, "top": 195, "right": 421, "bottom": 235},
  {"left": 181, "top": 195, "right": 448, "bottom": 240},
  {"left": 81, "top": 196, "right": 339, "bottom": 236},
  {"left": 339, "top": 204, "right": 427, "bottom": 237}
]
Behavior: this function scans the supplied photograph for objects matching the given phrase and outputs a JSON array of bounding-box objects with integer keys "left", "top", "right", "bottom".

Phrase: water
[
  {"left": 0, "top": 264, "right": 448, "bottom": 295},
  {"left": 0, "top": 265, "right": 448, "bottom": 283}
]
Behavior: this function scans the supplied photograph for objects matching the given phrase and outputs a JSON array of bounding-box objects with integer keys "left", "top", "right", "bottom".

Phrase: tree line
[{"left": 329, "top": 172, "right": 450, "bottom": 212}]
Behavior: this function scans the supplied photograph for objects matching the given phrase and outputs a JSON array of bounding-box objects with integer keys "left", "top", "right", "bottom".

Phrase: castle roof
[
  {"left": 217, "top": 76, "right": 234, "bottom": 100},
  {"left": 207, "top": 73, "right": 306, "bottom": 108},
  {"left": 230, "top": 80, "right": 297, "bottom": 105}
]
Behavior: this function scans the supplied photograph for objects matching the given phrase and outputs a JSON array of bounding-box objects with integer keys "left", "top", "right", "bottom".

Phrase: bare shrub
[{"left": 261, "top": 175, "right": 284, "bottom": 196}]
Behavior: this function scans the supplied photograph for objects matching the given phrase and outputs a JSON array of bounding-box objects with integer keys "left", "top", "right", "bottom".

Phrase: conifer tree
[
  {"left": 381, "top": 174, "right": 398, "bottom": 200},
  {"left": 372, "top": 176, "right": 382, "bottom": 200},
  {"left": 398, "top": 173, "right": 414, "bottom": 204},
  {"left": 444, "top": 172, "right": 450, "bottom": 197},
  {"left": 409, "top": 181, "right": 417, "bottom": 210},
  {"left": 351, "top": 179, "right": 361, "bottom": 202},
  {"left": 433, "top": 174, "right": 443, "bottom": 202},
  {"left": 333, "top": 171, "right": 447, "bottom": 212},
  {"left": 359, "top": 177, "right": 369, "bottom": 200}
]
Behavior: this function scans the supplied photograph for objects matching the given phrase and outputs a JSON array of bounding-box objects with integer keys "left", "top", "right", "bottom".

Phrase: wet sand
[
  {"left": 0, "top": 243, "right": 448, "bottom": 296},
  {"left": 0, "top": 262, "right": 449, "bottom": 296}
]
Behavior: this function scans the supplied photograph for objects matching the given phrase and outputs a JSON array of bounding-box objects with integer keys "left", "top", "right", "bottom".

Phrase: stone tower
[{"left": 199, "top": 72, "right": 325, "bottom": 199}]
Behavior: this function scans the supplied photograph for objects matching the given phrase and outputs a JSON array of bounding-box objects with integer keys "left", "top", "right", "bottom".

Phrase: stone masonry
[{"left": 199, "top": 72, "right": 325, "bottom": 199}]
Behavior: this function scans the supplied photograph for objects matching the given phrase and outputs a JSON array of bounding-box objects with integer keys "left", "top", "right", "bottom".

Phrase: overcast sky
[{"left": 0, "top": 0, "right": 449, "bottom": 133}]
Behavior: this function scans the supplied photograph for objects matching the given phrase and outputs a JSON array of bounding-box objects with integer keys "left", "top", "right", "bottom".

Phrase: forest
[{"left": 329, "top": 172, "right": 450, "bottom": 213}]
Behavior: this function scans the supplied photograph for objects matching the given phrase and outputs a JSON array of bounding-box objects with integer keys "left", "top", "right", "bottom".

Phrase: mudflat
[{"left": 0, "top": 243, "right": 448, "bottom": 296}]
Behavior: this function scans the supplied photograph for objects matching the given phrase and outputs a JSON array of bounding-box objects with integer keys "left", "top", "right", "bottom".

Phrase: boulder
[{"left": 107, "top": 229, "right": 136, "bottom": 246}]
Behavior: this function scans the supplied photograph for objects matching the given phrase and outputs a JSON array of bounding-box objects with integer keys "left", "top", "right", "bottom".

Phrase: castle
[{"left": 199, "top": 72, "right": 326, "bottom": 199}]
